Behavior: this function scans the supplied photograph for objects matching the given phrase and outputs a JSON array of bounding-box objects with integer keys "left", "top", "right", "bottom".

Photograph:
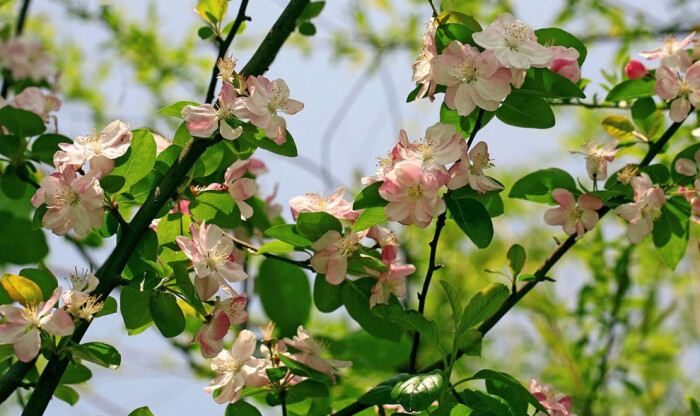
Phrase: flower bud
[
  {"left": 260, "top": 321, "right": 276, "bottom": 342},
  {"left": 624, "top": 59, "right": 648, "bottom": 79}
]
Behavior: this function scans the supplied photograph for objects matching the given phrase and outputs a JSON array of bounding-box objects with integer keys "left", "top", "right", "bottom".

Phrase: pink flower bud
[{"left": 624, "top": 59, "right": 648, "bottom": 79}]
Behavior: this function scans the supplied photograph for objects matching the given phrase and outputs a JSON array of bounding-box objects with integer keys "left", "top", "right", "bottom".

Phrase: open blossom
[
  {"left": 530, "top": 378, "right": 578, "bottom": 416},
  {"left": 472, "top": 13, "right": 553, "bottom": 69},
  {"left": 544, "top": 189, "right": 602, "bottom": 239},
  {"left": 0, "top": 38, "right": 55, "bottom": 82},
  {"left": 614, "top": 174, "right": 666, "bottom": 244},
  {"left": 625, "top": 59, "right": 648, "bottom": 79},
  {"left": 367, "top": 225, "right": 400, "bottom": 260},
  {"left": 654, "top": 62, "right": 700, "bottom": 122},
  {"left": 245, "top": 76, "right": 304, "bottom": 145},
  {"left": 640, "top": 32, "right": 696, "bottom": 70},
  {"left": 181, "top": 83, "right": 246, "bottom": 140},
  {"left": 223, "top": 159, "right": 259, "bottom": 219},
  {"left": 676, "top": 149, "right": 700, "bottom": 179},
  {"left": 176, "top": 222, "right": 248, "bottom": 292},
  {"left": 548, "top": 46, "right": 581, "bottom": 83},
  {"left": 412, "top": 21, "right": 438, "bottom": 101},
  {"left": 217, "top": 53, "right": 237, "bottom": 84},
  {"left": 289, "top": 187, "right": 358, "bottom": 222},
  {"left": 365, "top": 253, "right": 414, "bottom": 308},
  {"left": 398, "top": 123, "right": 465, "bottom": 174},
  {"left": 447, "top": 141, "right": 503, "bottom": 193},
  {"left": 570, "top": 139, "right": 619, "bottom": 181},
  {"left": 31, "top": 166, "right": 104, "bottom": 239},
  {"left": 431, "top": 40, "right": 512, "bottom": 116},
  {"left": 379, "top": 161, "right": 446, "bottom": 228},
  {"left": 9, "top": 87, "right": 61, "bottom": 124},
  {"left": 362, "top": 131, "right": 413, "bottom": 186},
  {"left": 62, "top": 269, "right": 101, "bottom": 319},
  {"left": 283, "top": 326, "right": 352, "bottom": 383},
  {"left": 55, "top": 120, "right": 133, "bottom": 177},
  {"left": 0, "top": 288, "right": 74, "bottom": 362},
  {"left": 310, "top": 230, "right": 367, "bottom": 285},
  {"left": 205, "top": 329, "right": 267, "bottom": 404},
  {"left": 195, "top": 292, "right": 248, "bottom": 358}
]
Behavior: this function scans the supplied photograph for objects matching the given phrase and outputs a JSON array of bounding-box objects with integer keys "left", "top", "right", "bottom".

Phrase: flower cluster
[
  {"left": 205, "top": 324, "right": 351, "bottom": 404},
  {"left": 529, "top": 378, "right": 578, "bottom": 416},
  {"left": 0, "top": 37, "right": 56, "bottom": 84},
  {"left": 614, "top": 173, "right": 666, "bottom": 244},
  {"left": 182, "top": 55, "right": 303, "bottom": 144}
]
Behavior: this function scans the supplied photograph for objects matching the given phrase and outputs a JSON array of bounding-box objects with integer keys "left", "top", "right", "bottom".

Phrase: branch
[
  {"left": 204, "top": 0, "right": 251, "bottom": 104},
  {"left": 0, "top": 359, "right": 36, "bottom": 405},
  {"left": 333, "top": 112, "right": 690, "bottom": 416},
  {"left": 21, "top": 1, "right": 309, "bottom": 414},
  {"left": 225, "top": 232, "right": 314, "bottom": 271}
]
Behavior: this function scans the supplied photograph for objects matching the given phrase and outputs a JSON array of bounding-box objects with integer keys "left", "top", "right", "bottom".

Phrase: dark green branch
[{"left": 0, "top": 359, "right": 36, "bottom": 405}]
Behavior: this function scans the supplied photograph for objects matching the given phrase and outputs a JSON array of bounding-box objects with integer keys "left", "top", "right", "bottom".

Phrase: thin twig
[
  {"left": 427, "top": 0, "right": 438, "bottom": 17},
  {"left": 225, "top": 232, "right": 314, "bottom": 271}
]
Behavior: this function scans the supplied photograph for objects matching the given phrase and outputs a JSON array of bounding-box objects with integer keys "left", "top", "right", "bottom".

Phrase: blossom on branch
[
  {"left": 181, "top": 83, "right": 246, "bottom": 140},
  {"left": 224, "top": 159, "right": 259, "bottom": 219},
  {"left": 310, "top": 230, "right": 367, "bottom": 285},
  {"left": 640, "top": 32, "right": 697, "bottom": 70},
  {"left": 379, "top": 161, "right": 446, "bottom": 228},
  {"left": 282, "top": 326, "right": 352, "bottom": 383},
  {"left": 245, "top": 76, "right": 304, "bottom": 144},
  {"left": 548, "top": 46, "right": 581, "bottom": 83},
  {"left": 544, "top": 189, "right": 602, "bottom": 240},
  {"left": 447, "top": 141, "right": 503, "bottom": 194},
  {"left": 654, "top": 62, "right": 700, "bottom": 122},
  {"left": 529, "top": 378, "right": 578, "bottom": 416},
  {"left": 412, "top": 21, "right": 438, "bottom": 101},
  {"left": 289, "top": 187, "right": 358, "bottom": 222},
  {"left": 569, "top": 139, "right": 619, "bottom": 181},
  {"left": 9, "top": 87, "right": 61, "bottom": 125},
  {"left": 614, "top": 173, "right": 666, "bottom": 244}
]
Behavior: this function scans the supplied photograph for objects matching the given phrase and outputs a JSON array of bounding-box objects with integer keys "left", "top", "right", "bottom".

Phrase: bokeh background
[{"left": 1, "top": 0, "right": 700, "bottom": 414}]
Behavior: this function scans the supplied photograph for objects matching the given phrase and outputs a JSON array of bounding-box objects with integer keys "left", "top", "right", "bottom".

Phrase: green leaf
[
  {"left": 173, "top": 263, "right": 207, "bottom": 317},
  {"left": 672, "top": 143, "right": 700, "bottom": 186},
  {"left": 1, "top": 165, "right": 26, "bottom": 199},
  {"left": 18, "top": 268, "right": 57, "bottom": 302},
  {"left": 465, "top": 369, "right": 549, "bottom": 413},
  {"left": 288, "top": 379, "right": 330, "bottom": 399},
  {"left": 459, "top": 389, "right": 516, "bottom": 415},
  {"left": 239, "top": 123, "right": 298, "bottom": 157},
  {"left": 299, "top": 21, "right": 317, "bottom": 36},
  {"left": 343, "top": 278, "right": 404, "bottom": 343},
  {"left": 1, "top": 273, "right": 42, "bottom": 305},
  {"left": 156, "top": 213, "right": 193, "bottom": 246},
  {"left": 257, "top": 240, "right": 296, "bottom": 254},
  {"left": 225, "top": 401, "right": 262, "bottom": 416},
  {"left": 256, "top": 258, "right": 311, "bottom": 336},
  {"left": 103, "top": 129, "right": 157, "bottom": 193},
  {"left": 459, "top": 283, "right": 509, "bottom": 331},
  {"left": 120, "top": 287, "right": 153, "bottom": 333},
  {"left": 196, "top": 0, "right": 227, "bottom": 25},
  {"left": 451, "top": 185, "right": 504, "bottom": 218},
  {"left": 518, "top": 68, "right": 585, "bottom": 99},
  {"left": 278, "top": 353, "right": 332, "bottom": 383},
  {"left": 0, "top": 106, "right": 46, "bottom": 137},
  {"left": 605, "top": 78, "right": 656, "bottom": 102},
  {"left": 445, "top": 194, "right": 493, "bottom": 249},
  {"left": 129, "top": 407, "right": 155, "bottom": 416},
  {"left": 689, "top": 398, "right": 700, "bottom": 416},
  {"left": 435, "top": 23, "right": 479, "bottom": 53},
  {"left": 149, "top": 292, "right": 185, "bottom": 338},
  {"left": 60, "top": 363, "right": 93, "bottom": 385},
  {"left": 391, "top": 369, "right": 444, "bottom": 412},
  {"left": 602, "top": 115, "right": 638, "bottom": 141},
  {"left": 30, "top": 134, "right": 71, "bottom": 165},
  {"left": 264, "top": 224, "right": 312, "bottom": 247},
  {"left": 459, "top": 330, "right": 482, "bottom": 357},
  {"left": 506, "top": 244, "right": 526, "bottom": 277},
  {"left": 535, "top": 27, "right": 587, "bottom": 64},
  {"left": 372, "top": 303, "right": 442, "bottom": 353},
  {"left": 197, "top": 26, "right": 215, "bottom": 39},
  {"left": 191, "top": 141, "right": 224, "bottom": 177},
  {"left": 314, "top": 275, "right": 344, "bottom": 313},
  {"left": 0, "top": 134, "right": 21, "bottom": 160},
  {"left": 296, "top": 212, "right": 342, "bottom": 242},
  {"left": 353, "top": 182, "right": 388, "bottom": 209},
  {"left": 0, "top": 211, "right": 48, "bottom": 264},
  {"left": 71, "top": 342, "right": 121, "bottom": 369},
  {"left": 353, "top": 206, "right": 387, "bottom": 231},
  {"left": 359, "top": 373, "right": 413, "bottom": 405},
  {"left": 299, "top": 1, "right": 325, "bottom": 20},
  {"left": 652, "top": 196, "right": 690, "bottom": 270},
  {"left": 509, "top": 168, "right": 578, "bottom": 203},
  {"left": 632, "top": 97, "right": 664, "bottom": 139},
  {"left": 496, "top": 93, "right": 555, "bottom": 129},
  {"left": 54, "top": 385, "right": 79, "bottom": 406},
  {"left": 266, "top": 367, "right": 288, "bottom": 382},
  {"left": 95, "top": 296, "right": 117, "bottom": 318},
  {"left": 439, "top": 280, "right": 463, "bottom": 329},
  {"left": 189, "top": 191, "right": 241, "bottom": 229}
]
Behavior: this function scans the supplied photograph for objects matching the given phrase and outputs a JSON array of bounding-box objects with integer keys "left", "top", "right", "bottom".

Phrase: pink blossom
[
  {"left": 431, "top": 40, "right": 512, "bottom": 116},
  {"left": 548, "top": 46, "right": 581, "bottom": 83},
  {"left": 624, "top": 59, "right": 648, "bottom": 79},
  {"left": 569, "top": 139, "right": 619, "bottom": 181},
  {"left": 282, "top": 326, "right": 352, "bottom": 383},
  {"left": 614, "top": 173, "right": 666, "bottom": 244},
  {"left": 181, "top": 83, "right": 246, "bottom": 140},
  {"left": 1, "top": 38, "right": 55, "bottom": 82},
  {"left": 367, "top": 226, "right": 400, "bottom": 260},
  {"left": 365, "top": 255, "right": 414, "bottom": 308},
  {"left": 362, "top": 131, "right": 413, "bottom": 186},
  {"left": 472, "top": 13, "right": 553, "bottom": 69},
  {"left": 223, "top": 159, "right": 259, "bottom": 219},
  {"left": 529, "top": 378, "right": 578, "bottom": 416},
  {"left": 544, "top": 189, "right": 602, "bottom": 239},
  {"left": 675, "top": 149, "right": 700, "bottom": 179},
  {"left": 398, "top": 122, "right": 465, "bottom": 174},
  {"left": 204, "top": 329, "right": 267, "bottom": 404},
  {"left": 0, "top": 288, "right": 74, "bottom": 362},
  {"left": 678, "top": 184, "right": 700, "bottom": 224},
  {"left": 310, "top": 230, "right": 367, "bottom": 285},
  {"left": 290, "top": 187, "right": 359, "bottom": 223},
  {"left": 153, "top": 133, "right": 172, "bottom": 155},
  {"left": 412, "top": 21, "right": 438, "bottom": 101},
  {"left": 640, "top": 32, "right": 696, "bottom": 70},
  {"left": 447, "top": 141, "right": 504, "bottom": 193},
  {"left": 655, "top": 62, "right": 700, "bottom": 122},
  {"left": 245, "top": 76, "right": 304, "bottom": 144},
  {"left": 176, "top": 222, "right": 248, "bottom": 292},
  {"left": 379, "top": 161, "right": 446, "bottom": 228},
  {"left": 247, "top": 158, "right": 268, "bottom": 176},
  {"left": 195, "top": 293, "right": 248, "bottom": 358},
  {"left": 31, "top": 166, "right": 104, "bottom": 239},
  {"left": 9, "top": 87, "right": 61, "bottom": 124}
]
